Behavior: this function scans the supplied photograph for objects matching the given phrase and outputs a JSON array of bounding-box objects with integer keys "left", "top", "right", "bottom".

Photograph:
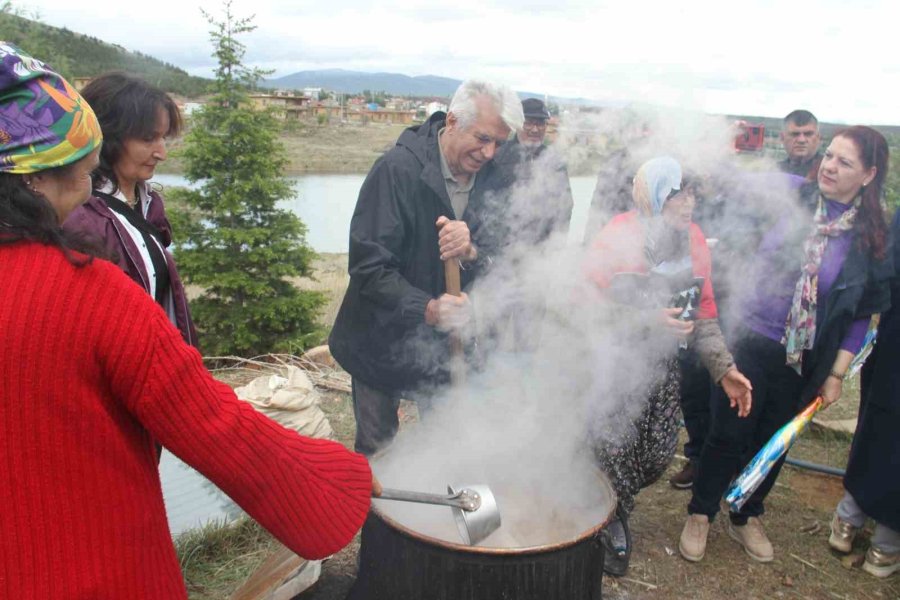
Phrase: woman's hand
[
  {"left": 721, "top": 367, "right": 753, "bottom": 418},
  {"left": 371, "top": 474, "right": 383, "bottom": 498},
  {"left": 820, "top": 350, "right": 852, "bottom": 410},
  {"left": 659, "top": 307, "right": 694, "bottom": 338},
  {"left": 819, "top": 375, "right": 844, "bottom": 409}
]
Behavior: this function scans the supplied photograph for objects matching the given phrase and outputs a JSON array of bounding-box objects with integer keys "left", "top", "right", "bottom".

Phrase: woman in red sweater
[
  {"left": 0, "top": 44, "right": 374, "bottom": 599},
  {"left": 584, "top": 156, "right": 752, "bottom": 576}
]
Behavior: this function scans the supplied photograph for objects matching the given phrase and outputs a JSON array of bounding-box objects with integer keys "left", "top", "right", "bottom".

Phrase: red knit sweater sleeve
[{"left": 96, "top": 269, "right": 373, "bottom": 559}]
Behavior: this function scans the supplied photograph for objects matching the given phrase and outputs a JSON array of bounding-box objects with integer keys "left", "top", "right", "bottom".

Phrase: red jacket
[
  {"left": 587, "top": 210, "right": 718, "bottom": 320},
  {"left": 0, "top": 242, "right": 372, "bottom": 599}
]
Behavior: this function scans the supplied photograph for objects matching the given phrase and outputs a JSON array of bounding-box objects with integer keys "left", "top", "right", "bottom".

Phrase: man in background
[
  {"left": 582, "top": 120, "right": 651, "bottom": 243},
  {"left": 778, "top": 109, "right": 822, "bottom": 180},
  {"left": 469, "top": 97, "right": 573, "bottom": 353}
]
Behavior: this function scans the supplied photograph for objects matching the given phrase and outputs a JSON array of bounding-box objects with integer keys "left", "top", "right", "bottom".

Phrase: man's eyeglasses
[{"left": 523, "top": 119, "right": 548, "bottom": 131}]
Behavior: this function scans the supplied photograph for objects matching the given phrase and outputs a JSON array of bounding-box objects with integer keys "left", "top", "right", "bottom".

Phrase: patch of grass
[
  {"left": 159, "top": 121, "right": 406, "bottom": 176},
  {"left": 293, "top": 253, "right": 350, "bottom": 332},
  {"left": 790, "top": 426, "right": 854, "bottom": 471},
  {"left": 318, "top": 390, "right": 357, "bottom": 449},
  {"left": 280, "top": 122, "right": 405, "bottom": 174},
  {"left": 176, "top": 518, "right": 277, "bottom": 600}
]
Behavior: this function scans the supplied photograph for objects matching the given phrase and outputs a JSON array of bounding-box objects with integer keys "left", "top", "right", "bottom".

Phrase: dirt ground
[{"left": 291, "top": 389, "right": 899, "bottom": 600}]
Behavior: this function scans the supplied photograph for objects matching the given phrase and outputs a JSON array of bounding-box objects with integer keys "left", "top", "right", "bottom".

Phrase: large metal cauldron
[{"left": 347, "top": 475, "right": 616, "bottom": 600}]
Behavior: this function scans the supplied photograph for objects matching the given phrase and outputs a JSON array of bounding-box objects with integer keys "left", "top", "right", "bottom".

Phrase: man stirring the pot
[{"left": 329, "top": 79, "right": 524, "bottom": 456}]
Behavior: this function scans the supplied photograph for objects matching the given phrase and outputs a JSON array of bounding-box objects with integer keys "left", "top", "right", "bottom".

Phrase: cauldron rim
[{"left": 369, "top": 474, "right": 617, "bottom": 556}]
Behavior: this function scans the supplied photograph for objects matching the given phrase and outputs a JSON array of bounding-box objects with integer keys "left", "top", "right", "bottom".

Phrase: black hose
[{"left": 784, "top": 456, "right": 845, "bottom": 477}]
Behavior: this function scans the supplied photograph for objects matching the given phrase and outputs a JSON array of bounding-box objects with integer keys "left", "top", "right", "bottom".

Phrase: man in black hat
[{"left": 468, "top": 97, "right": 573, "bottom": 353}]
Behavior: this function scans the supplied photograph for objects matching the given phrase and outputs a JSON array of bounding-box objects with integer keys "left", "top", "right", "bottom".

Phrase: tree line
[{"left": 0, "top": 5, "right": 210, "bottom": 97}]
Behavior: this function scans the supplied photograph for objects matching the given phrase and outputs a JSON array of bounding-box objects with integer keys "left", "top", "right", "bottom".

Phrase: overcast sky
[{"left": 15, "top": 0, "right": 900, "bottom": 125}]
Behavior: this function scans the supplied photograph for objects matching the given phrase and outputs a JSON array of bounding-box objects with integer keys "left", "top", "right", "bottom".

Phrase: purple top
[{"left": 744, "top": 199, "right": 869, "bottom": 354}]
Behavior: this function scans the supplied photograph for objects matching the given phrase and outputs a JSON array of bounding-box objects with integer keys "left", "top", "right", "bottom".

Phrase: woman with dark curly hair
[
  {"left": 680, "top": 126, "right": 892, "bottom": 566},
  {"left": 63, "top": 71, "right": 197, "bottom": 346}
]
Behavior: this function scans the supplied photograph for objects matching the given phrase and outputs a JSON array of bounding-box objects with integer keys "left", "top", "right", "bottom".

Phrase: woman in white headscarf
[{"left": 585, "top": 156, "right": 751, "bottom": 576}]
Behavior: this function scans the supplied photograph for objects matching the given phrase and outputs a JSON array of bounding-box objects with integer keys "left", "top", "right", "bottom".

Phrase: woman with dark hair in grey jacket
[{"left": 63, "top": 72, "right": 197, "bottom": 346}]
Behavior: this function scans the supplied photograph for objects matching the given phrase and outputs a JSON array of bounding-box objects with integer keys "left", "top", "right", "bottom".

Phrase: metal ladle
[{"left": 373, "top": 484, "right": 501, "bottom": 545}]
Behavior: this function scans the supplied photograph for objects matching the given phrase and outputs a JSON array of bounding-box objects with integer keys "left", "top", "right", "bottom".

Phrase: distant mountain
[
  {"left": 0, "top": 11, "right": 210, "bottom": 97},
  {"left": 262, "top": 69, "right": 463, "bottom": 97},
  {"left": 262, "top": 69, "right": 624, "bottom": 109}
]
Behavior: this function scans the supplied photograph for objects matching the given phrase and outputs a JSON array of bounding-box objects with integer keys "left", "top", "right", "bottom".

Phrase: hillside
[{"left": 0, "top": 11, "right": 210, "bottom": 97}]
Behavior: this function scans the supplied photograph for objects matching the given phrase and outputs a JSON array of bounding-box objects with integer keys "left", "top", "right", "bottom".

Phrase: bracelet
[{"left": 828, "top": 369, "right": 846, "bottom": 381}]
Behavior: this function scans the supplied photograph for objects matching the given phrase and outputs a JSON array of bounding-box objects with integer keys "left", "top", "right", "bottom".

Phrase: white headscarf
[{"left": 632, "top": 156, "right": 682, "bottom": 217}]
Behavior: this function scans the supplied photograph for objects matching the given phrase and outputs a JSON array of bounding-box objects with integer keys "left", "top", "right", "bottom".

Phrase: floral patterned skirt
[{"left": 593, "top": 359, "right": 681, "bottom": 514}]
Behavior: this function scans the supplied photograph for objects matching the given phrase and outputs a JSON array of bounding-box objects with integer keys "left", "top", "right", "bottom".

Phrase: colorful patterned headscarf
[{"left": 0, "top": 42, "right": 102, "bottom": 174}]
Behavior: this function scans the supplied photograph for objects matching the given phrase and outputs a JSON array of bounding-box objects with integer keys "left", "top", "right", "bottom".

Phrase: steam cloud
[{"left": 372, "top": 106, "right": 810, "bottom": 548}]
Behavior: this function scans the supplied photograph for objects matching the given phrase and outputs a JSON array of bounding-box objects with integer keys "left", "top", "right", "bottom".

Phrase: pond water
[
  {"left": 160, "top": 450, "right": 242, "bottom": 537},
  {"left": 153, "top": 173, "right": 599, "bottom": 253}
]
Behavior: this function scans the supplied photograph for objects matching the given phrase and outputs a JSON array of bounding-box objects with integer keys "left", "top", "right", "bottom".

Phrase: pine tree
[{"left": 169, "top": 2, "right": 324, "bottom": 356}]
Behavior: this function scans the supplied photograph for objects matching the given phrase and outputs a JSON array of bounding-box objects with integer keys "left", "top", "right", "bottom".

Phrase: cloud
[{"left": 19, "top": 0, "right": 900, "bottom": 124}]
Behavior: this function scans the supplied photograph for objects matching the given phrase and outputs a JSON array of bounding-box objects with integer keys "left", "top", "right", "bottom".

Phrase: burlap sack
[{"left": 235, "top": 366, "right": 334, "bottom": 440}]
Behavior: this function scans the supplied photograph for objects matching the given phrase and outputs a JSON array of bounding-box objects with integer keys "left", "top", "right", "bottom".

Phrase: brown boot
[
  {"left": 728, "top": 517, "right": 774, "bottom": 563},
  {"left": 669, "top": 461, "right": 696, "bottom": 489},
  {"left": 679, "top": 514, "right": 709, "bottom": 562}
]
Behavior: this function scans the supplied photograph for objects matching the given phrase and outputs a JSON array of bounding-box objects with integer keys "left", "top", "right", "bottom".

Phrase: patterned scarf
[
  {"left": 782, "top": 196, "right": 859, "bottom": 372},
  {"left": 0, "top": 42, "right": 102, "bottom": 174}
]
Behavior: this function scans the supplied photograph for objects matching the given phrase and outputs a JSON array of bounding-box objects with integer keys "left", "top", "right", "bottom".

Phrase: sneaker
[
  {"left": 601, "top": 508, "right": 632, "bottom": 577},
  {"left": 679, "top": 514, "right": 709, "bottom": 562},
  {"left": 828, "top": 513, "right": 859, "bottom": 554},
  {"left": 862, "top": 545, "right": 900, "bottom": 578},
  {"left": 728, "top": 517, "right": 774, "bottom": 563},
  {"left": 669, "top": 461, "right": 696, "bottom": 490}
]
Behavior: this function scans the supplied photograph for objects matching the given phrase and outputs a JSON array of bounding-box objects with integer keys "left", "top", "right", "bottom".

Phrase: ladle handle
[
  {"left": 444, "top": 259, "right": 465, "bottom": 389},
  {"left": 375, "top": 487, "right": 479, "bottom": 511},
  {"left": 444, "top": 258, "right": 462, "bottom": 297}
]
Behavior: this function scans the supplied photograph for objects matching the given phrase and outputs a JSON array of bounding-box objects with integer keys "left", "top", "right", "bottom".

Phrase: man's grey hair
[{"left": 449, "top": 79, "right": 524, "bottom": 132}]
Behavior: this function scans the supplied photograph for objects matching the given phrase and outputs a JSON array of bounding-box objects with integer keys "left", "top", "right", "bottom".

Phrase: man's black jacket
[{"left": 329, "top": 112, "right": 496, "bottom": 392}]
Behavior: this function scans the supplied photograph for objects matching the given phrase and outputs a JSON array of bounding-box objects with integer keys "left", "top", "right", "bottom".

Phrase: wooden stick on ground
[
  {"left": 620, "top": 577, "right": 659, "bottom": 590},
  {"left": 789, "top": 553, "right": 832, "bottom": 579},
  {"left": 229, "top": 541, "right": 308, "bottom": 600}
]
